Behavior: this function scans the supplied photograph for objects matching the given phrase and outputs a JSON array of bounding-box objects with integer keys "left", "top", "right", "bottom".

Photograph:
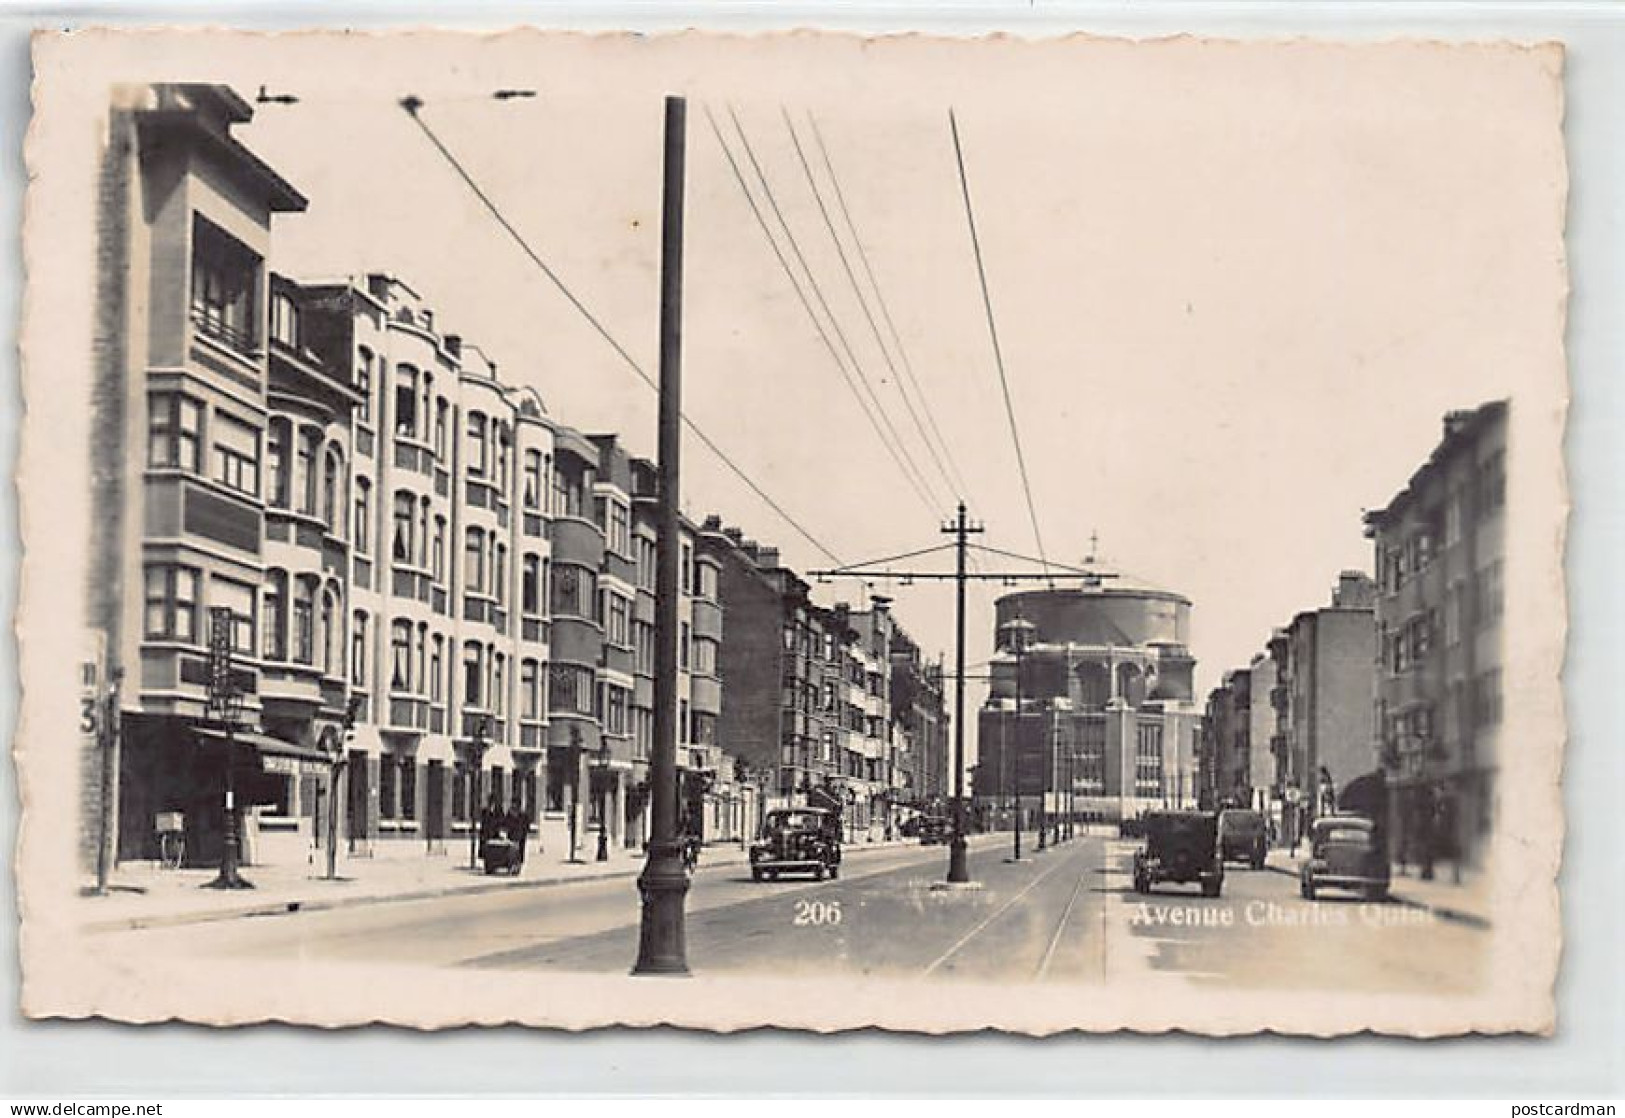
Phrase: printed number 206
[{"left": 793, "top": 900, "right": 843, "bottom": 926}]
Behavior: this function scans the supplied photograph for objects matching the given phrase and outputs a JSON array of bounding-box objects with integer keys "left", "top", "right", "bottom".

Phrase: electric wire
[
  {"left": 710, "top": 104, "right": 939, "bottom": 517},
  {"left": 783, "top": 107, "right": 957, "bottom": 508},
  {"left": 399, "top": 96, "right": 845, "bottom": 567},
  {"left": 948, "top": 108, "right": 1051, "bottom": 579},
  {"left": 806, "top": 110, "right": 976, "bottom": 508}
]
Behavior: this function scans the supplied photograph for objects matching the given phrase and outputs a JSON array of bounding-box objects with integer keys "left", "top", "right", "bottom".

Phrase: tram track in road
[{"left": 920, "top": 838, "right": 1099, "bottom": 980}]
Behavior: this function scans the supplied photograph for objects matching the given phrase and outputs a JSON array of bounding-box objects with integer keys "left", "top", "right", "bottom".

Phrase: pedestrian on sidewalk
[{"left": 506, "top": 796, "right": 530, "bottom": 869}]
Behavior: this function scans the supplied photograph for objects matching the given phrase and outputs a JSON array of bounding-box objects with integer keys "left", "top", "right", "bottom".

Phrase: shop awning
[{"left": 194, "top": 727, "right": 332, "bottom": 763}]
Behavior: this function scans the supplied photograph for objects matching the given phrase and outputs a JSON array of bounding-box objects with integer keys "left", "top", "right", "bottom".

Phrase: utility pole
[
  {"left": 634, "top": 94, "right": 691, "bottom": 976},
  {"left": 809, "top": 512, "right": 1112, "bottom": 886},
  {"left": 945, "top": 502, "right": 982, "bottom": 883}
]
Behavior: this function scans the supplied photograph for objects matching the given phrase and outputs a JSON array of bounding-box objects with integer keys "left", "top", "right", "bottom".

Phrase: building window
[
  {"left": 430, "top": 634, "right": 444, "bottom": 703},
  {"left": 634, "top": 621, "right": 655, "bottom": 676},
  {"left": 417, "top": 496, "right": 430, "bottom": 570},
  {"left": 608, "top": 501, "right": 630, "bottom": 556},
  {"left": 391, "top": 619, "right": 412, "bottom": 691},
  {"left": 351, "top": 610, "right": 368, "bottom": 687},
  {"left": 263, "top": 570, "right": 287, "bottom": 661},
  {"left": 321, "top": 587, "right": 339, "bottom": 675},
  {"left": 270, "top": 290, "right": 299, "bottom": 348},
  {"left": 493, "top": 543, "right": 507, "bottom": 607},
  {"left": 495, "top": 424, "right": 511, "bottom": 492},
  {"left": 266, "top": 418, "right": 290, "bottom": 507},
  {"left": 321, "top": 449, "right": 342, "bottom": 531},
  {"left": 432, "top": 516, "right": 446, "bottom": 582},
  {"left": 492, "top": 653, "right": 506, "bottom": 716},
  {"left": 212, "top": 576, "right": 257, "bottom": 657},
  {"left": 548, "top": 663, "right": 595, "bottom": 716},
  {"left": 297, "top": 428, "right": 321, "bottom": 515},
  {"left": 379, "top": 759, "right": 398, "bottom": 822},
  {"left": 143, "top": 564, "right": 200, "bottom": 643},
  {"left": 467, "top": 412, "right": 488, "bottom": 479},
  {"left": 696, "top": 561, "right": 718, "bottom": 602},
  {"left": 521, "top": 554, "right": 541, "bottom": 616},
  {"left": 521, "top": 659, "right": 541, "bottom": 720},
  {"left": 681, "top": 543, "right": 693, "bottom": 595},
  {"left": 399, "top": 761, "right": 417, "bottom": 822},
  {"left": 148, "top": 393, "right": 203, "bottom": 472},
  {"left": 636, "top": 536, "right": 656, "bottom": 592},
  {"left": 392, "top": 491, "right": 415, "bottom": 564},
  {"left": 355, "top": 347, "right": 373, "bottom": 425},
  {"left": 434, "top": 398, "right": 449, "bottom": 460},
  {"left": 604, "top": 685, "right": 629, "bottom": 736},
  {"left": 523, "top": 449, "right": 543, "bottom": 509},
  {"left": 679, "top": 621, "right": 691, "bottom": 670},
  {"left": 607, "top": 594, "right": 630, "bottom": 648},
  {"left": 464, "top": 642, "right": 485, "bottom": 708},
  {"left": 353, "top": 479, "right": 371, "bottom": 556},
  {"left": 1135, "top": 723, "right": 1164, "bottom": 798},
  {"left": 394, "top": 365, "right": 419, "bottom": 439},
  {"left": 550, "top": 564, "right": 596, "bottom": 620},
  {"left": 190, "top": 216, "right": 260, "bottom": 353},
  {"left": 465, "top": 528, "right": 485, "bottom": 594},
  {"left": 292, "top": 577, "right": 316, "bottom": 665}
]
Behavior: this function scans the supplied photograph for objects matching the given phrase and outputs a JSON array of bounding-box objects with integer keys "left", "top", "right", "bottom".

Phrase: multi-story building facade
[
  {"left": 1365, "top": 401, "right": 1506, "bottom": 871},
  {"left": 1201, "top": 653, "right": 1282, "bottom": 816},
  {"left": 1266, "top": 572, "right": 1379, "bottom": 846},
  {"left": 975, "top": 581, "right": 1202, "bottom": 825},
  {"left": 84, "top": 81, "right": 937, "bottom": 877},
  {"left": 87, "top": 84, "right": 314, "bottom": 870},
  {"left": 1201, "top": 667, "right": 1251, "bottom": 809},
  {"left": 889, "top": 626, "right": 949, "bottom": 808}
]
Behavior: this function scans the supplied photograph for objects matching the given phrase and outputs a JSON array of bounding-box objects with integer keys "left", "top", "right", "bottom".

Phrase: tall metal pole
[
  {"left": 945, "top": 502, "right": 977, "bottom": 884},
  {"left": 634, "top": 95, "right": 692, "bottom": 975}
]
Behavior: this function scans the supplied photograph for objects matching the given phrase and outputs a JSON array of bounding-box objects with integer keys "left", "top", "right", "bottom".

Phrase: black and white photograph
[{"left": 15, "top": 28, "right": 1567, "bottom": 1035}]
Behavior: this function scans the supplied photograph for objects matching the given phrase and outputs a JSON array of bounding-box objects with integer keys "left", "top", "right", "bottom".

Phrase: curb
[
  {"left": 1262, "top": 858, "right": 1490, "bottom": 929},
  {"left": 82, "top": 838, "right": 965, "bottom": 935}
]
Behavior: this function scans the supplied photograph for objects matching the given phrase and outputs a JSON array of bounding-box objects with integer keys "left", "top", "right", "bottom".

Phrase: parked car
[
  {"left": 1218, "top": 808, "right": 1268, "bottom": 869},
  {"left": 1300, "top": 814, "right": 1389, "bottom": 901},
  {"left": 917, "top": 816, "right": 952, "bottom": 846},
  {"left": 750, "top": 807, "right": 842, "bottom": 882},
  {"left": 1132, "top": 811, "right": 1224, "bottom": 897},
  {"left": 1119, "top": 813, "right": 1148, "bottom": 840}
]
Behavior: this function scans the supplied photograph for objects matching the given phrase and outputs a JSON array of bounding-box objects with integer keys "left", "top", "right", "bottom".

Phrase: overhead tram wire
[
  {"left": 806, "top": 110, "right": 976, "bottom": 509},
  {"left": 397, "top": 95, "right": 844, "bottom": 568},
  {"left": 724, "top": 105, "right": 943, "bottom": 514},
  {"left": 783, "top": 108, "right": 959, "bottom": 507},
  {"left": 949, "top": 108, "right": 1051, "bottom": 581},
  {"left": 708, "top": 104, "right": 940, "bottom": 518}
]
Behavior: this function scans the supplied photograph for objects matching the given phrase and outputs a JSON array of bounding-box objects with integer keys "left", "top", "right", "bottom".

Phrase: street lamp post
[
  {"left": 203, "top": 607, "right": 251, "bottom": 890},
  {"left": 467, "top": 714, "right": 490, "bottom": 871},
  {"left": 596, "top": 739, "right": 611, "bottom": 863},
  {"left": 633, "top": 95, "right": 692, "bottom": 975}
]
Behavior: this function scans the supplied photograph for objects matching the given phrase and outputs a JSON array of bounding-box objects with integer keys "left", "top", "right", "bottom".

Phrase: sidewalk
[
  {"left": 77, "top": 834, "right": 956, "bottom": 934},
  {"left": 1262, "top": 848, "right": 1491, "bottom": 927}
]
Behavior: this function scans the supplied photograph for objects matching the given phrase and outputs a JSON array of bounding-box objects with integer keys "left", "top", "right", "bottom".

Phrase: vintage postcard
[{"left": 15, "top": 29, "right": 1567, "bottom": 1035}]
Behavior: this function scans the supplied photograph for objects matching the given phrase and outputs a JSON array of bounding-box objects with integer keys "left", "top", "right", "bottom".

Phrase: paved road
[{"left": 97, "top": 834, "right": 1484, "bottom": 992}]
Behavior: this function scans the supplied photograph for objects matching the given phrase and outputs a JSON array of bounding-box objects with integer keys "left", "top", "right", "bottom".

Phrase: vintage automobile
[
  {"left": 1300, "top": 814, "right": 1390, "bottom": 901},
  {"left": 917, "top": 815, "right": 952, "bottom": 846},
  {"left": 750, "top": 807, "right": 843, "bottom": 882},
  {"left": 1218, "top": 808, "right": 1268, "bottom": 869},
  {"left": 1132, "top": 810, "right": 1224, "bottom": 897}
]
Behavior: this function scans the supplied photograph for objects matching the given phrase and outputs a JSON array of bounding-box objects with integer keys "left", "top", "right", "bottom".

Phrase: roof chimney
[{"left": 443, "top": 334, "right": 463, "bottom": 359}]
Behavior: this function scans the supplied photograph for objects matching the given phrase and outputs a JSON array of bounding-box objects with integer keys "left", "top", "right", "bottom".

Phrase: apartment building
[
  {"left": 1365, "top": 401, "right": 1507, "bottom": 870},
  {"left": 1266, "top": 572, "right": 1379, "bottom": 846}
]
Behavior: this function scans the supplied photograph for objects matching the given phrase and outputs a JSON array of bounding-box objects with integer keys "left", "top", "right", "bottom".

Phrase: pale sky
[{"left": 195, "top": 32, "right": 1562, "bottom": 763}]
